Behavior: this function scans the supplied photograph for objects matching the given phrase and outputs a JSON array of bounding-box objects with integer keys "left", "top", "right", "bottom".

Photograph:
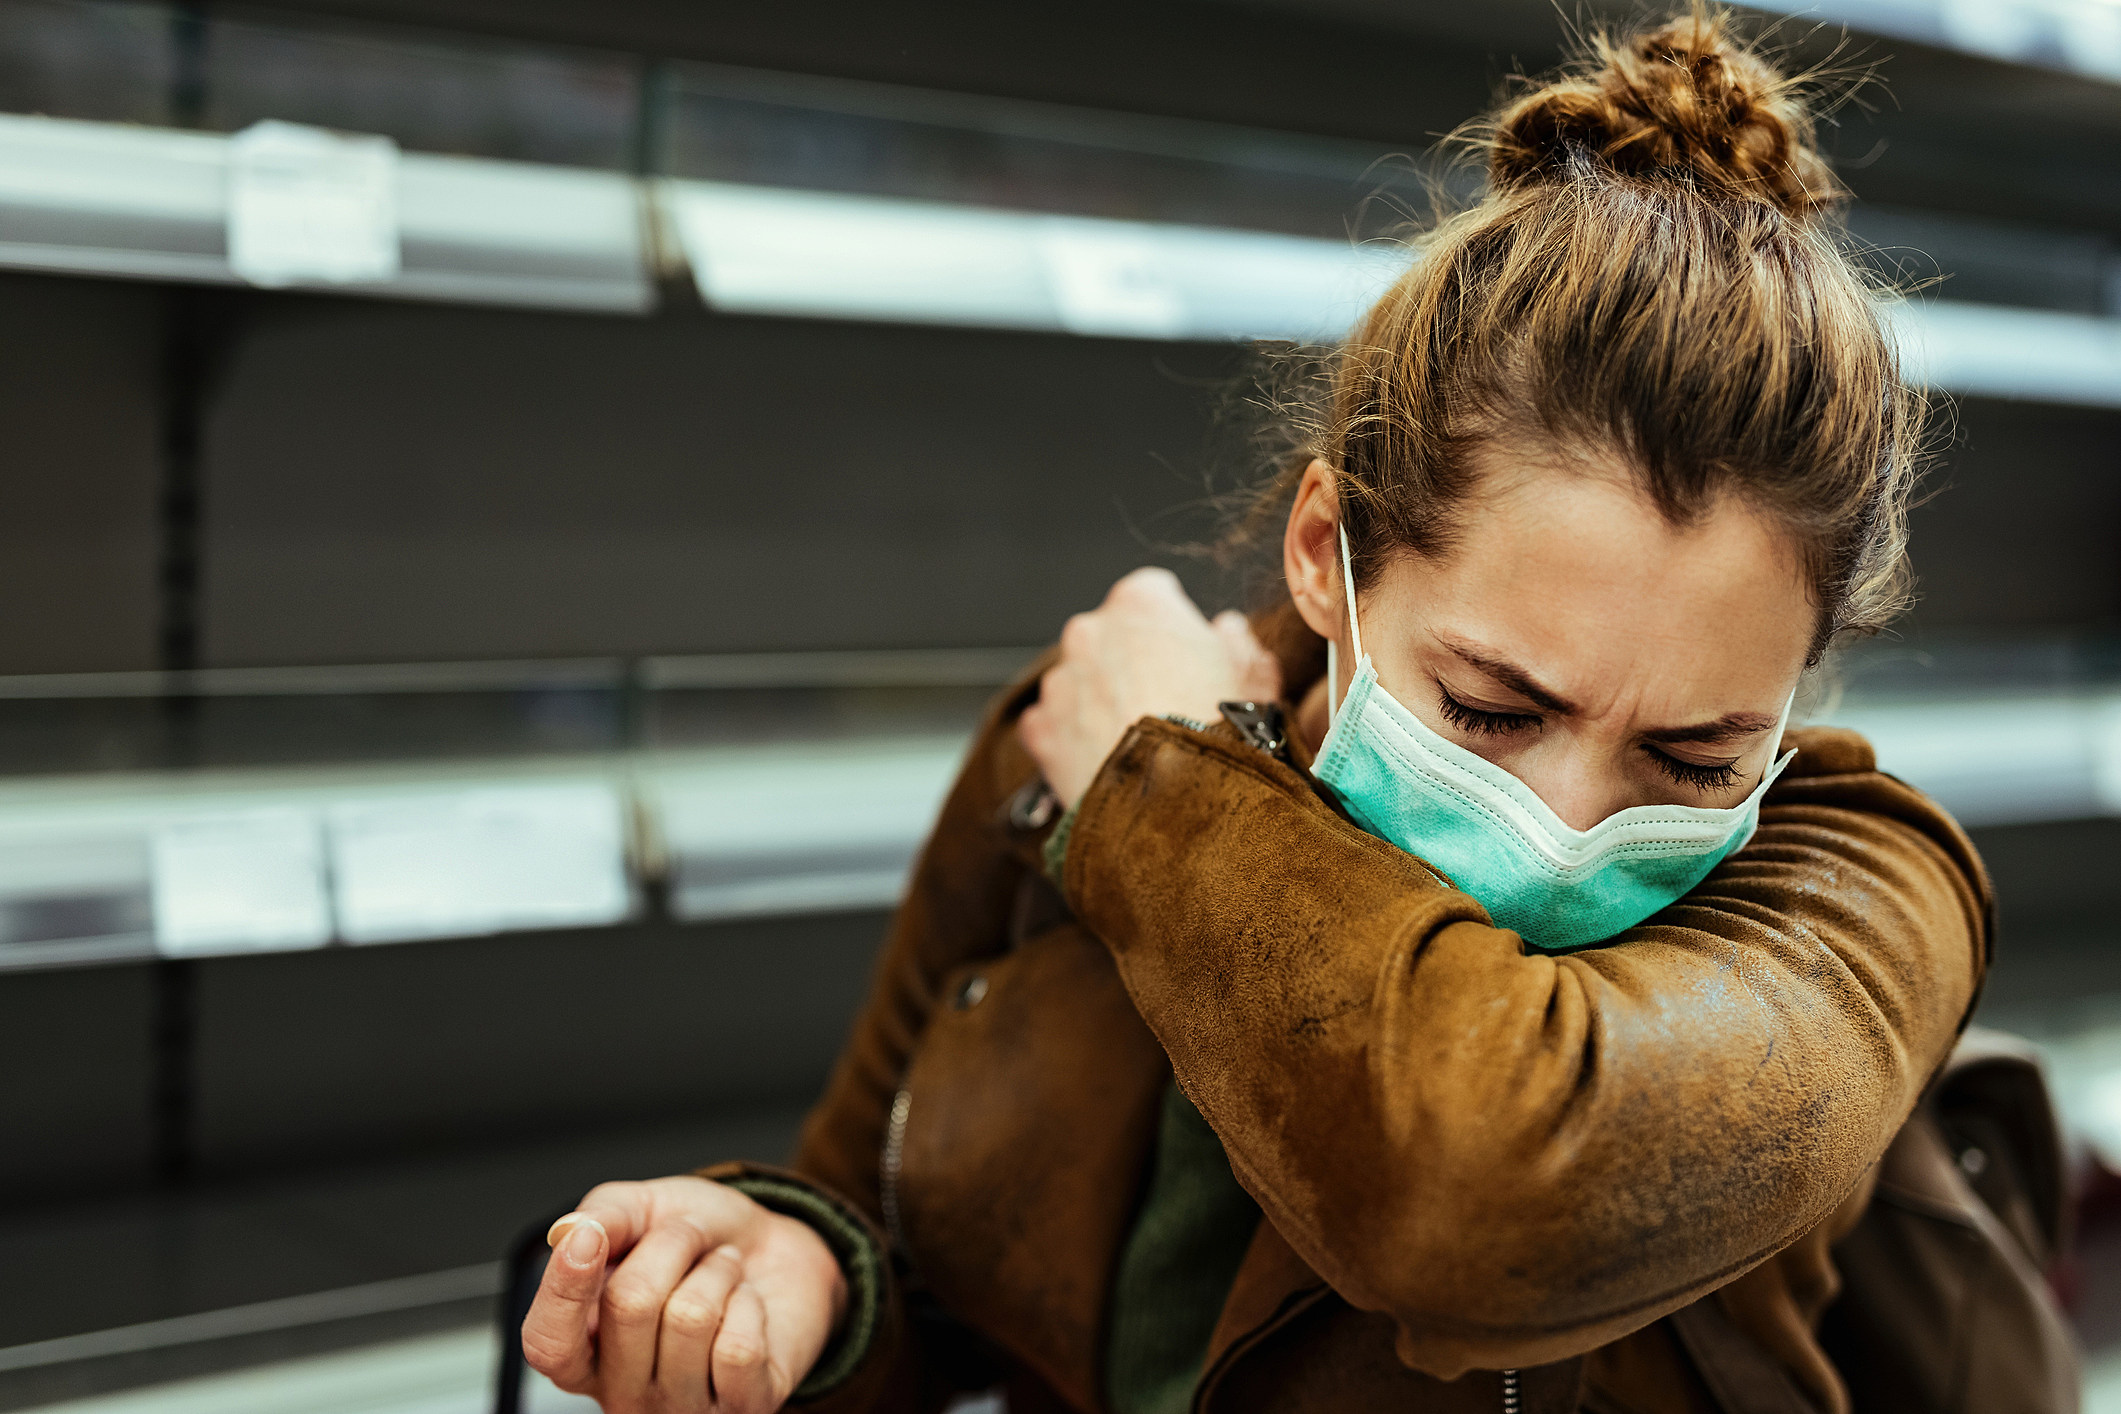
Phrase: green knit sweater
[{"left": 1104, "top": 1079, "right": 1262, "bottom": 1414}]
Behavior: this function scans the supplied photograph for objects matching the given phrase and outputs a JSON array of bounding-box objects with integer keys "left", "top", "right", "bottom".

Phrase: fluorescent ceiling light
[{"left": 1745, "top": 0, "right": 2121, "bottom": 84}]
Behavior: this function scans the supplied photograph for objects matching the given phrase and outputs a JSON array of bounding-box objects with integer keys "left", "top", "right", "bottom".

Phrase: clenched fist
[
  {"left": 1019, "top": 568, "right": 1282, "bottom": 808},
  {"left": 521, "top": 1176, "right": 845, "bottom": 1414}
]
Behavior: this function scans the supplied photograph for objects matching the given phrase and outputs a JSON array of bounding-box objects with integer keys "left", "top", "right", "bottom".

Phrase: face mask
[{"left": 1313, "top": 527, "right": 1795, "bottom": 953}]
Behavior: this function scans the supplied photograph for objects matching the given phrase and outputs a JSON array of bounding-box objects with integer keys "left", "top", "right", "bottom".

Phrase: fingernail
[
  {"left": 562, "top": 1218, "right": 606, "bottom": 1267},
  {"left": 713, "top": 1244, "right": 742, "bottom": 1264},
  {"left": 545, "top": 1214, "right": 581, "bottom": 1247}
]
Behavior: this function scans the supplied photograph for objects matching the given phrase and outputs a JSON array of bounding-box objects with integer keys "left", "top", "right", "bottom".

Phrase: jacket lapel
[
  {"left": 891, "top": 919, "right": 1169, "bottom": 1410},
  {"left": 1199, "top": 1218, "right": 1330, "bottom": 1387}
]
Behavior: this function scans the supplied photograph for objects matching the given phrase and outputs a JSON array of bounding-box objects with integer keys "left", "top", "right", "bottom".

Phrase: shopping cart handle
[{"left": 493, "top": 1206, "right": 575, "bottom": 1414}]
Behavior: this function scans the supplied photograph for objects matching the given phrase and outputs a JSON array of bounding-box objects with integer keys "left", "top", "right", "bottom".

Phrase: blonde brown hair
[{"left": 1294, "top": 5, "right": 1923, "bottom": 664}]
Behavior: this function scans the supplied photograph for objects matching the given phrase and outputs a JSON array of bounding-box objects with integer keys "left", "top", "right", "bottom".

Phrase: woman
[{"left": 521, "top": 11, "right": 2066, "bottom": 1412}]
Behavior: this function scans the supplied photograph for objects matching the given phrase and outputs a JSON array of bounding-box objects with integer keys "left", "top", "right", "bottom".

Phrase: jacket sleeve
[
  {"left": 1060, "top": 717, "right": 1991, "bottom": 1378},
  {"left": 739, "top": 656, "right": 1056, "bottom": 1409}
]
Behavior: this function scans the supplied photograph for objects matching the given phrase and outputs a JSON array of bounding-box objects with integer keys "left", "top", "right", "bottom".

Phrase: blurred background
[{"left": 0, "top": 0, "right": 2112, "bottom": 1410}]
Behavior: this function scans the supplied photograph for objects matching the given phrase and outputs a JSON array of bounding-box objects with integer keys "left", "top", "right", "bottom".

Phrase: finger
[
  {"left": 570, "top": 1180, "right": 658, "bottom": 1256},
  {"left": 1017, "top": 707, "right": 1059, "bottom": 774},
  {"left": 1212, "top": 611, "right": 1283, "bottom": 702},
  {"left": 1107, "top": 565, "right": 1189, "bottom": 611},
  {"left": 1212, "top": 607, "right": 1268, "bottom": 651},
  {"left": 521, "top": 1217, "right": 608, "bottom": 1393},
  {"left": 1035, "top": 660, "right": 1077, "bottom": 710},
  {"left": 1058, "top": 609, "right": 1100, "bottom": 659},
  {"left": 600, "top": 1221, "right": 715, "bottom": 1400},
  {"left": 1027, "top": 670, "right": 1079, "bottom": 740},
  {"left": 1210, "top": 610, "right": 1257, "bottom": 668},
  {"left": 656, "top": 1245, "right": 745, "bottom": 1414},
  {"left": 710, "top": 1282, "right": 778, "bottom": 1414}
]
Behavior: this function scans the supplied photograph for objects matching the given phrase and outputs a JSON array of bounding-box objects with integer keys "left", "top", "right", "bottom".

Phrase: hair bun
[{"left": 1488, "top": 9, "right": 1840, "bottom": 221}]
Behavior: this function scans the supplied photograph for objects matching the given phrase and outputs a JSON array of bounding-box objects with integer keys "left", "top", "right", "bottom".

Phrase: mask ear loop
[
  {"left": 1327, "top": 522, "right": 1362, "bottom": 728},
  {"left": 1767, "top": 685, "right": 1800, "bottom": 775},
  {"left": 1337, "top": 523, "right": 1364, "bottom": 662},
  {"left": 1326, "top": 640, "right": 1338, "bottom": 729}
]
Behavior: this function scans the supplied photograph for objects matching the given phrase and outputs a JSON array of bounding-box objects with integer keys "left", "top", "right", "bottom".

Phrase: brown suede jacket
[{"left": 711, "top": 630, "right": 1996, "bottom": 1414}]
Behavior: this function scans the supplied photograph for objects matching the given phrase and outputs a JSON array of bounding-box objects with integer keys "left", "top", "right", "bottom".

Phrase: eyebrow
[
  {"left": 1440, "top": 637, "right": 1579, "bottom": 715},
  {"left": 1439, "top": 635, "right": 1778, "bottom": 744},
  {"left": 1638, "top": 713, "right": 1780, "bottom": 746}
]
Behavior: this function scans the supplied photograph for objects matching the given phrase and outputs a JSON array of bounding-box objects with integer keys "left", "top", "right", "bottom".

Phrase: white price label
[
  {"left": 227, "top": 119, "right": 399, "bottom": 287},
  {"left": 1038, "top": 221, "right": 1186, "bottom": 339},
  {"left": 327, "top": 783, "right": 631, "bottom": 945},
  {"left": 151, "top": 808, "right": 332, "bottom": 956}
]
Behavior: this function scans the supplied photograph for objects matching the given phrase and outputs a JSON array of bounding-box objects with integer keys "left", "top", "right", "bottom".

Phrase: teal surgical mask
[{"left": 1312, "top": 527, "right": 1795, "bottom": 952}]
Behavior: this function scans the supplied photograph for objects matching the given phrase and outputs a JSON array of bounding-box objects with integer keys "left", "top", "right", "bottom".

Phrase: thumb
[{"left": 520, "top": 1216, "right": 607, "bottom": 1391}]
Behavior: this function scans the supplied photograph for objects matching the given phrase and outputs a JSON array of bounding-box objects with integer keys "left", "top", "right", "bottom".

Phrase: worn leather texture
[
  {"left": 1817, "top": 1035, "right": 2081, "bottom": 1413},
  {"left": 768, "top": 620, "right": 2008, "bottom": 1413}
]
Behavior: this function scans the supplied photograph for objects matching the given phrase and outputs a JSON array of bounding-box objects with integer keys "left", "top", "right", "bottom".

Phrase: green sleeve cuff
[
  {"left": 1041, "top": 802, "right": 1079, "bottom": 888},
  {"left": 721, "top": 1174, "right": 885, "bottom": 1401}
]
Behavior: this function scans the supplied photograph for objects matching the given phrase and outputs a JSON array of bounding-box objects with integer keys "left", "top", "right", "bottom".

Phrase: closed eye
[
  {"left": 1645, "top": 747, "right": 1743, "bottom": 793},
  {"left": 1436, "top": 684, "right": 1540, "bottom": 736}
]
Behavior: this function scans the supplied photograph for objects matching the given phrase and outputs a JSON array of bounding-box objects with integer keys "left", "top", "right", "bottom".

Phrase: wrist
[
  {"left": 760, "top": 1208, "right": 846, "bottom": 1320},
  {"left": 713, "top": 1168, "right": 886, "bottom": 1401},
  {"left": 825, "top": 1257, "right": 850, "bottom": 1336}
]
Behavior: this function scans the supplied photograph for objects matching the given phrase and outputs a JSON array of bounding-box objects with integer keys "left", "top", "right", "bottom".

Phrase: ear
[{"left": 1283, "top": 460, "right": 1346, "bottom": 643}]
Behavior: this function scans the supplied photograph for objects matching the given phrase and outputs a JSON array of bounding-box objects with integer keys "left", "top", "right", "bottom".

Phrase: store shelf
[
  {"left": 1890, "top": 299, "right": 2121, "bottom": 409},
  {"left": 0, "top": 112, "right": 651, "bottom": 312},
  {"left": 0, "top": 110, "right": 2114, "bottom": 404},
  {"left": 643, "top": 736, "right": 961, "bottom": 922},
  {"left": 0, "top": 760, "right": 640, "bottom": 969},
  {"left": 1826, "top": 692, "right": 2121, "bottom": 826},
  {"left": 0, "top": 671, "right": 2111, "bottom": 973},
  {"left": 663, "top": 177, "right": 1409, "bottom": 342},
  {"left": 660, "top": 172, "right": 2121, "bottom": 401},
  {"left": 1745, "top": 0, "right": 2121, "bottom": 87},
  {"left": 0, "top": 734, "right": 966, "bottom": 974}
]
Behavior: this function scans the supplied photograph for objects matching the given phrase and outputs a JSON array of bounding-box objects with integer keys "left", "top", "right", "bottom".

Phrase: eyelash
[
  {"left": 1645, "top": 751, "right": 1743, "bottom": 792},
  {"left": 1435, "top": 685, "right": 1540, "bottom": 736},
  {"left": 1437, "top": 683, "right": 1747, "bottom": 792}
]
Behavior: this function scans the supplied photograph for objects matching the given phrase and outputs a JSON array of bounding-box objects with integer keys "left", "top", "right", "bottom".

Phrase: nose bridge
[{"left": 1533, "top": 735, "right": 1628, "bottom": 832}]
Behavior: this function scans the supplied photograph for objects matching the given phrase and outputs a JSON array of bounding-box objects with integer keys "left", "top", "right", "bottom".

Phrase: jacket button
[
  {"left": 1005, "top": 779, "right": 1058, "bottom": 831},
  {"left": 954, "top": 975, "right": 989, "bottom": 1010}
]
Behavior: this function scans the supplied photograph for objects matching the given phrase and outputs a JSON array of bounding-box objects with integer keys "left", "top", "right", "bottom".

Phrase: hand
[
  {"left": 1019, "top": 568, "right": 1281, "bottom": 808},
  {"left": 521, "top": 1176, "right": 847, "bottom": 1414}
]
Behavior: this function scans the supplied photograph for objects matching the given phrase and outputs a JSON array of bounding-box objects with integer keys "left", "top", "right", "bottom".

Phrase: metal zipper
[
  {"left": 1500, "top": 1367, "right": 1521, "bottom": 1413},
  {"left": 1217, "top": 700, "right": 1291, "bottom": 763},
  {"left": 879, "top": 1086, "right": 912, "bottom": 1250}
]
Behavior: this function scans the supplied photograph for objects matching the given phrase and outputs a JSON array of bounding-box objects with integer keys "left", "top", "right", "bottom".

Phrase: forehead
[{"left": 1375, "top": 465, "right": 1811, "bottom": 712}]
